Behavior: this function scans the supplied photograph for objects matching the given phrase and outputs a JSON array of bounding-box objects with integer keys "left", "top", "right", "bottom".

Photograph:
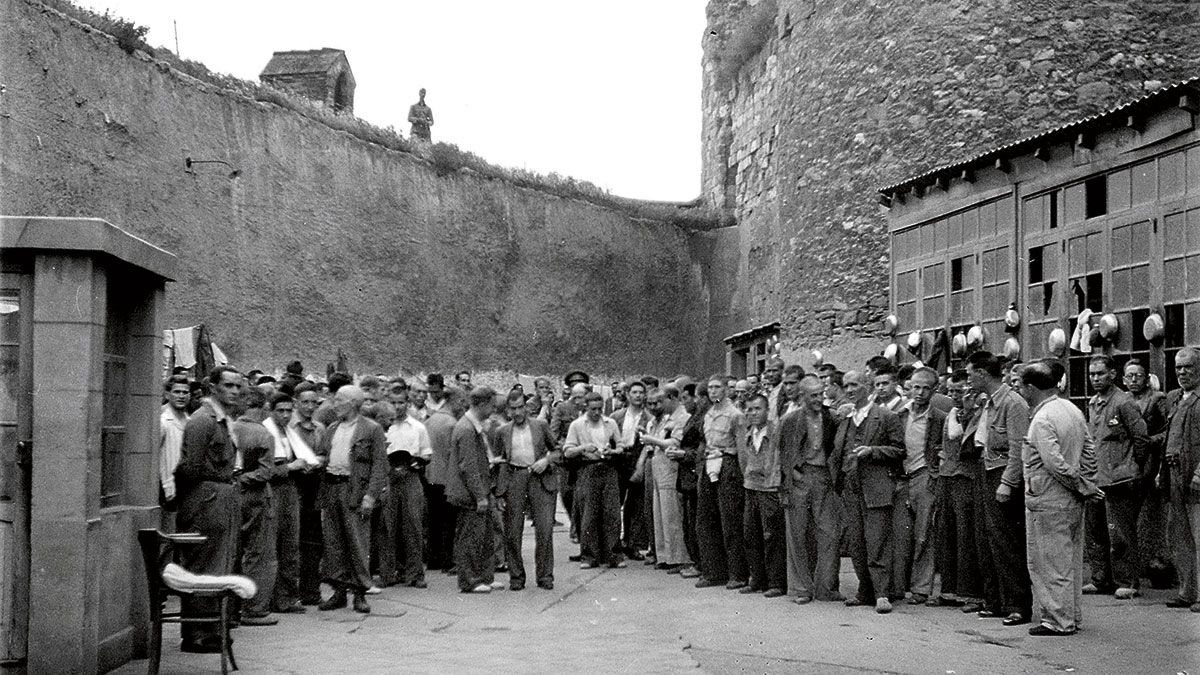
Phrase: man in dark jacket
[
  {"left": 833, "top": 370, "right": 905, "bottom": 614},
  {"left": 174, "top": 366, "right": 244, "bottom": 653},
  {"left": 446, "top": 387, "right": 502, "bottom": 593},
  {"left": 495, "top": 390, "right": 561, "bottom": 590}
]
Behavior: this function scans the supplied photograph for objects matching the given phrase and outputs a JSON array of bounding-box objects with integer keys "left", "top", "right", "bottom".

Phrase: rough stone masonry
[{"left": 702, "top": 0, "right": 1200, "bottom": 366}]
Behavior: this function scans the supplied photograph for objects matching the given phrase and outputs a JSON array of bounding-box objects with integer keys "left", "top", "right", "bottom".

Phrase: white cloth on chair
[{"left": 161, "top": 562, "right": 257, "bottom": 600}]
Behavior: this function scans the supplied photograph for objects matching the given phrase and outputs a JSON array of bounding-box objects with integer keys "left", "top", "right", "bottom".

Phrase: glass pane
[
  {"left": 1161, "top": 151, "right": 1185, "bottom": 199},
  {"left": 0, "top": 290, "right": 19, "bottom": 344},
  {"left": 0, "top": 344, "right": 17, "bottom": 421},
  {"left": 1108, "top": 169, "right": 1131, "bottom": 213},
  {"left": 933, "top": 219, "right": 947, "bottom": 252},
  {"left": 1069, "top": 236, "right": 1086, "bottom": 276},
  {"left": 1132, "top": 161, "right": 1155, "bottom": 205},
  {"left": 924, "top": 295, "right": 945, "bottom": 327},
  {"left": 1087, "top": 232, "right": 1104, "bottom": 272},
  {"left": 1189, "top": 255, "right": 1200, "bottom": 299},
  {"left": 1111, "top": 225, "right": 1130, "bottom": 267},
  {"left": 1111, "top": 267, "right": 1130, "bottom": 309},
  {"left": 1023, "top": 197, "right": 1044, "bottom": 233},
  {"left": 898, "top": 301, "right": 917, "bottom": 330},
  {"left": 1130, "top": 220, "right": 1150, "bottom": 263},
  {"left": 964, "top": 204, "right": 981, "bottom": 241},
  {"left": 1165, "top": 258, "right": 1187, "bottom": 301},
  {"left": 996, "top": 196, "right": 1015, "bottom": 234},
  {"left": 992, "top": 247, "right": 1009, "bottom": 281},
  {"left": 1165, "top": 211, "right": 1187, "bottom": 256},
  {"left": 1190, "top": 146, "right": 1200, "bottom": 194},
  {"left": 1064, "top": 183, "right": 1086, "bottom": 224},
  {"left": 1189, "top": 207, "right": 1200, "bottom": 253},
  {"left": 1189, "top": 302, "right": 1200, "bottom": 343},
  {"left": 948, "top": 213, "right": 962, "bottom": 247},
  {"left": 1129, "top": 265, "right": 1149, "bottom": 307}
]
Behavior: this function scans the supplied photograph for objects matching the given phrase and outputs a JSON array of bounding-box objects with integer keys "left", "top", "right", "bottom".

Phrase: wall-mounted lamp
[{"left": 185, "top": 156, "right": 241, "bottom": 179}]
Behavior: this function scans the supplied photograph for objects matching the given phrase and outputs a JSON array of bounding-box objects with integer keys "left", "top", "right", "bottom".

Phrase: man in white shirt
[
  {"left": 495, "top": 390, "right": 561, "bottom": 589},
  {"left": 564, "top": 392, "right": 625, "bottom": 569},
  {"left": 159, "top": 375, "right": 191, "bottom": 529},
  {"left": 382, "top": 379, "right": 433, "bottom": 588}
]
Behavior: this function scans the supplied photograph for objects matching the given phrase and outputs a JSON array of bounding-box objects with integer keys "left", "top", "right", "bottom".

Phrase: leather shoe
[
  {"left": 726, "top": 580, "right": 747, "bottom": 590},
  {"left": 568, "top": 554, "right": 583, "bottom": 562},
  {"left": 409, "top": 579, "right": 428, "bottom": 589},
  {"left": 844, "top": 596, "right": 870, "bottom": 607},
  {"left": 679, "top": 566, "right": 701, "bottom": 579},
  {"left": 510, "top": 582, "right": 525, "bottom": 591},
  {"left": 695, "top": 578, "right": 725, "bottom": 588},
  {"left": 764, "top": 588, "right": 786, "bottom": 598},
  {"left": 538, "top": 581, "right": 554, "bottom": 590},
  {"left": 274, "top": 603, "right": 307, "bottom": 614},
  {"left": 977, "top": 609, "right": 1002, "bottom": 618},
  {"left": 299, "top": 595, "right": 321, "bottom": 606},
  {"left": 240, "top": 613, "right": 278, "bottom": 626},
  {"left": 961, "top": 602, "right": 983, "bottom": 613},
  {"left": 738, "top": 585, "right": 761, "bottom": 594},
  {"left": 1002, "top": 613, "right": 1030, "bottom": 626},
  {"left": 318, "top": 591, "right": 347, "bottom": 611},
  {"left": 1166, "top": 596, "right": 1194, "bottom": 608},
  {"left": 1028, "top": 624, "right": 1075, "bottom": 636},
  {"left": 792, "top": 595, "right": 813, "bottom": 604},
  {"left": 352, "top": 594, "right": 370, "bottom": 614},
  {"left": 908, "top": 593, "right": 927, "bottom": 605}
]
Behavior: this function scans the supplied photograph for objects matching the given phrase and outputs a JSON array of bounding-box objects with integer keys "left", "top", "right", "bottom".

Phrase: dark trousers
[
  {"left": 935, "top": 474, "right": 982, "bottom": 599},
  {"left": 842, "top": 486, "right": 893, "bottom": 601},
  {"left": 424, "top": 482, "right": 456, "bottom": 570},
  {"left": 744, "top": 489, "right": 786, "bottom": 591},
  {"left": 892, "top": 469, "right": 937, "bottom": 597},
  {"left": 717, "top": 459, "right": 748, "bottom": 583},
  {"left": 680, "top": 488, "right": 700, "bottom": 567},
  {"left": 240, "top": 487, "right": 277, "bottom": 616},
  {"left": 295, "top": 472, "right": 324, "bottom": 602},
  {"left": 503, "top": 469, "right": 557, "bottom": 585},
  {"left": 454, "top": 501, "right": 496, "bottom": 591},
  {"left": 696, "top": 467, "right": 728, "bottom": 582},
  {"left": 1086, "top": 480, "right": 1145, "bottom": 590},
  {"left": 562, "top": 468, "right": 578, "bottom": 538},
  {"left": 177, "top": 481, "right": 240, "bottom": 644},
  {"left": 578, "top": 462, "right": 622, "bottom": 565},
  {"left": 320, "top": 480, "right": 372, "bottom": 593},
  {"left": 381, "top": 466, "right": 427, "bottom": 584},
  {"left": 975, "top": 467, "right": 1031, "bottom": 615},
  {"left": 784, "top": 466, "right": 840, "bottom": 600},
  {"left": 271, "top": 478, "right": 301, "bottom": 610},
  {"left": 620, "top": 471, "right": 650, "bottom": 553}
]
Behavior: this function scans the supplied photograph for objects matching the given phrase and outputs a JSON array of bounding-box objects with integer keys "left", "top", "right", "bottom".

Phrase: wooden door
[{"left": 0, "top": 262, "right": 32, "bottom": 665}]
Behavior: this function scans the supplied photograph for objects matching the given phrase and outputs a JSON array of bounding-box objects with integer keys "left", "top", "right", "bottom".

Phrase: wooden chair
[{"left": 137, "top": 529, "right": 239, "bottom": 674}]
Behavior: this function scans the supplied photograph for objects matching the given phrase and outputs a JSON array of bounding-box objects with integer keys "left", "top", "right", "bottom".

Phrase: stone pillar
[{"left": 27, "top": 253, "right": 105, "bottom": 674}]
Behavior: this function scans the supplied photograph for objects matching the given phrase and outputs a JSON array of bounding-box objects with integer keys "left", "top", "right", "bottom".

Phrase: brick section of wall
[
  {"left": 702, "top": 0, "right": 1200, "bottom": 362},
  {"left": 1, "top": 1, "right": 712, "bottom": 375}
]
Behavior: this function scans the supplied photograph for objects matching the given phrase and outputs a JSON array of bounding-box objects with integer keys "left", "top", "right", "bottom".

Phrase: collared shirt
[
  {"left": 741, "top": 422, "right": 781, "bottom": 491},
  {"left": 426, "top": 397, "right": 446, "bottom": 413},
  {"left": 409, "top": 405, "right": 428, "bottom": 422},
  {"left": 704, "top": 401, "right": 743, "bottom": 453},
  {"left": 464, "top": 410, "right": 496, "bottom": 462},
  {"left": 159, "top": 404, "right": 189, "bottom": 500},
  {"left": 802, "top": 411, "right": 825, "bottom": 467},
  {"left": 509, "top": 422, "right": 536, "bottom": 467},
  {"left": 206, "top": 397, "right": 240, "bottom": 469},
  {"left": 620, "top": 408, "right": 642, "bottom": 448},
  {"left": 851, "top": 401, "right": 872, "bottom": 427},
  {"left": 327, "top": 417, "right": 359, "bottom": 476},
  {"left": 564, "top": 415, "right": 620, "bottom": 457},
  {"left": 903, "top": 402, "right": 930, "bottom": 474},
  {"left": 387, "top": 415, "right": 432, "bottom": 460}
]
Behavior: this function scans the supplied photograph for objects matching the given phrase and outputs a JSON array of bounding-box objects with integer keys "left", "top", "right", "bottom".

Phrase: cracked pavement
[{"left": 114, "top": 516, "right": 1199, "bottom": 674}]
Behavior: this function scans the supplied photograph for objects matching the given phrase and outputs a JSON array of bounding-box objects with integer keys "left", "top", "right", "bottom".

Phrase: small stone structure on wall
[{"left": 260, "top": 47, "right": 356, "bottom": 113}]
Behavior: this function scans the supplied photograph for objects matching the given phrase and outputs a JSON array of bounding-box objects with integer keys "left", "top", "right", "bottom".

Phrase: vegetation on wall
[
  {"left": 714, "top": 0, "right": 778, "bottom": 89},
  {"left": 31, "top": 0, "right": 727, "bottom": 230}
]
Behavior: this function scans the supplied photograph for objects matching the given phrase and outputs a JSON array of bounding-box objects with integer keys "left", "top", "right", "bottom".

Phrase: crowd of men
[{"left": 159, "top": 348, "right": 1200, "bottom": 652}]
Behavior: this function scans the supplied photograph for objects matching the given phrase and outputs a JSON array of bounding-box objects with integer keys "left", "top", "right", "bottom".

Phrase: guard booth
[{"left": 0, "top": 217, "right": 177, "bottom": 673}]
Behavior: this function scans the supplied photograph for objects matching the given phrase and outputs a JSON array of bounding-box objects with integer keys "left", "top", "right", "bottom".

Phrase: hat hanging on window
[
  {"left": 1097, "top": 313, "right": 1119, "bottom": 341},
  {"left": 1047, "top": 327, "right": 1067, "bottom": 356},
  {"left": 906, "top": 331, "right": 922, "bottom": 351},
  {"left": 811, "top": 349, "right": 824, "bottom": 367},
  {"left": 1143, "top": 312, "right": 1164, "bottom": 343},
  {"left": 951, "top": 331, "right": 968, "bottom": 357},
  {"left": 883, "top": 342, "right": 899, "bottom": 363},
  {"left": 1005, "top": 305, "right": 1021, "bottom": 331},
  {"left": 883, "top": 314, "right": 899, "bottom": 336},
  {"left": 1003, "top": 336, "right": 1021, "bottom": 360},
  {"left": 967, "top": 325, "right": 985, "bottom": 348}
]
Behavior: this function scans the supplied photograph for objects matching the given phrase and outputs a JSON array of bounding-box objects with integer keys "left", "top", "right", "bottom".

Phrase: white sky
[{"left": 78, "top": 0, "right": 705, "bottom": 201}]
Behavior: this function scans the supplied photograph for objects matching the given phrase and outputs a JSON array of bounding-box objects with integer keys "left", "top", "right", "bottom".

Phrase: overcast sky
[{"left": 78, "top": 0, "right": 705, "bottom": 201}]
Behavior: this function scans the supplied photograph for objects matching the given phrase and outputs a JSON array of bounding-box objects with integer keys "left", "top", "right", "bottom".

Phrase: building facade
[{"left": 883, "top": 79, "right": 1200, "bottom": 403}]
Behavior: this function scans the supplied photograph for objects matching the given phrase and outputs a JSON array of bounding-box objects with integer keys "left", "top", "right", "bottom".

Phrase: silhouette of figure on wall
[{"left": 409, "top": 88, "right": 434, "bottom": 142}]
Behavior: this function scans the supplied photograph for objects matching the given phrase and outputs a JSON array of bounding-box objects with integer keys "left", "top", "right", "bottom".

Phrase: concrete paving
[{"left": 115, "top": 516, "right": 1200, "bottom": 674}]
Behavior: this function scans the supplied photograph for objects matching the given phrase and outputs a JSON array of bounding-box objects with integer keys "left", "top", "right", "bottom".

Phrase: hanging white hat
[
  {"left": 883, "top": 343, "right": 899, "bottom": 363},
  {"left": 811, "top": 349, "right": 824, "bottom": 367},
  {"left": 1098, "top": 313, "right": 1119, "bottom": 341},
  {"left": 1003, "top": 336, "right": 1021, "bottom": 360},
  {"left": 906, "top": 331, "right": 922, "bottom": 351},
  {"left": 967, "top": 324, "right": 985, "bottom": 348},
  {"left": 1048, "top": 327, "right": 1067, "bottom": 356},
  {"left": 1143, "top": 312, "right": 1164, "bottom": 343},
  {"left": 883, "top": 314, "right": 898, "bottom": 336},
  {"left": 1005, "top": 306, "right": 1021, "bottom": 329}
]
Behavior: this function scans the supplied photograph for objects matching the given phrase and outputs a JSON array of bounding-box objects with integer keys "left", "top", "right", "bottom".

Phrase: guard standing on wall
[{"left": 409, "top": 88, "right": 434, "bottom": 142}]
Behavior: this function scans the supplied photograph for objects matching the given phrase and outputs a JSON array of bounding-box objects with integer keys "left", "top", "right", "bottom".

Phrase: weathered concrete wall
[
  {"left": 1, "top": 0, "right": 714, "bottom": 375},
  {"left": 702, "top": 0, "right": 1200, "bottom": 367}
]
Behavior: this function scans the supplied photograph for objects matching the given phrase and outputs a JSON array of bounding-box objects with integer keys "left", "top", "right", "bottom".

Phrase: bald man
[{"left": 315, "top": 385, "right": 389, "bottom": 613}]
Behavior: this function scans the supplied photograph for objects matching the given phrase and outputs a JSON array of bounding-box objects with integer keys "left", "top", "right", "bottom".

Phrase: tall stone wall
[
  {"left": 702, "top": 0, "right": 1200, "bottom": 367},
  {"left": 1, "top": 0, "right": 717, "bottom": 376}
]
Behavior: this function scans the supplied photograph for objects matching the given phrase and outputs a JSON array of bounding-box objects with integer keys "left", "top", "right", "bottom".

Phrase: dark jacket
[
  {"left": 610, "top": 407, "right": 649, "bottom": 473},
  {"left": 549, "top": 399, "right": 581, "bottom": 442},
  {"left": 494, "top": 417, "right": 561, "bottom": 495},
  {"left": 316, "top": 415, "right": 389, "bottom": 508},
  {"left": 175, "top": 400, "right": 238, "bottom": 494},
  {"left": 445, "top": 414, "right": 493, "bottom": 507},
  {"left": 896, "top": 404, "right": 947, "bottom": 478},
  {"left": 778, "top": 407, "right": 839, "bottom": 494},
  {"left": 831, "top": 404, "right": 905, "bottom": 509},
  {"left": 676, "top": 412, "right": 704, "bottom": 493},
  {"left": 1086, "top": 389, "right": 1150, "bottom": 487},
  {"left": 1159, "top": 389, "right": 1200, "bottom": 504}
]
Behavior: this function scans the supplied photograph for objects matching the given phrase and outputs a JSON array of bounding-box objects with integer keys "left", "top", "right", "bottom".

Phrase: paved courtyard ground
[{"left": 115, "top": 514, "right": 1200, "bottom": 674}]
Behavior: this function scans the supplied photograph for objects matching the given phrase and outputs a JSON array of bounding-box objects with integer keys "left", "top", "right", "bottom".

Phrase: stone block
[
  {"left": 31, "top": 254, "right": 100, "bottom": 325},
  {"left": 28, "top": 518, "right": 90, "bottom": 674},
  {"left": 32, "top": 321, "right": 103, "bottom": 392}
]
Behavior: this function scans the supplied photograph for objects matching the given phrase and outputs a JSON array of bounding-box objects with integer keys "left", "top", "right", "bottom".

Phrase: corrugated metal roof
[
  {"left": 880, "top": 76, "right": 1200, "bottom": 195},
  {"left": 723, "top": 321, "right": 780, "bottom": 345},
  {"left": 260, "top": 48, "right": 348, "bottom": 77}
]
